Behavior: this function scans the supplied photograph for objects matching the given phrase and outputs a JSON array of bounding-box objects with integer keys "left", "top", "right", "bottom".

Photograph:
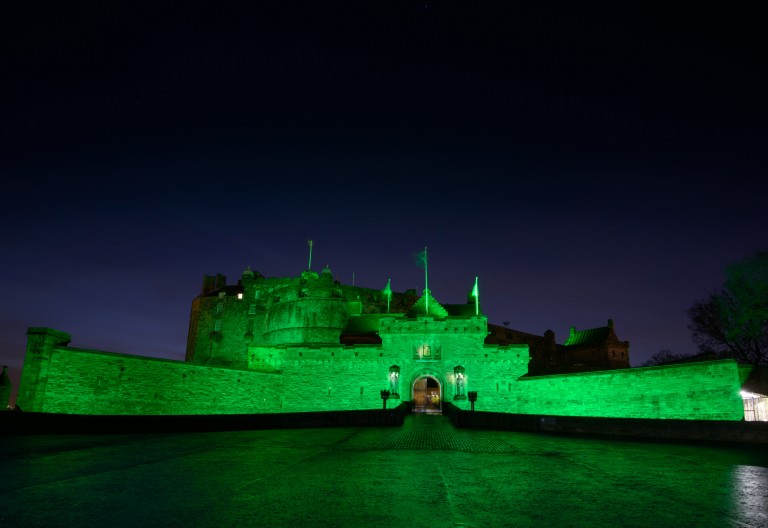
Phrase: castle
[
  {"left": 185, "top": 266, "right": 630, "bottom": 376},
  {"left": 15, "top": 265, "right": 749, "bottom": 420}
]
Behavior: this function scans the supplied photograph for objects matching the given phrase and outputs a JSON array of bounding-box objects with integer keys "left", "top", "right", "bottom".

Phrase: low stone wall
[
  {"left": 17, "top": 328, "right": 399, "bottom": 415},
  {"left": 510, "top": 360, "right": 745, "bottom": 420},
  {"left": 18, "top": 329, "right": 284, "bottom": 415},
  {"left": 444, "top": 404, "right": 768, "bottom": 445},
  {"left": 0, "top": 403, "right": 409, "bottom": 435}
]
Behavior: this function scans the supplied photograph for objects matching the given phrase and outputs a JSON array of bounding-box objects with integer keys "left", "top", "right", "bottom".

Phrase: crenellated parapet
[{"left": 378, "top": 314, "right": 488, "bottom": 358}]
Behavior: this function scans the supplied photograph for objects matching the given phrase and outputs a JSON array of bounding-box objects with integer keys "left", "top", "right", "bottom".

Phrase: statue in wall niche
[
  {"left": 454, "top": 365, "right": 466, "bottom": 400},
  {"left": 456, "top": 374, "right": 465, "bottom": 395},
  {"left": 388, "top": 366, "right": 400, "bottom": 398}
]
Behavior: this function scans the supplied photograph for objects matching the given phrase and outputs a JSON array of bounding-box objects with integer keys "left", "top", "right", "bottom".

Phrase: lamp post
[
  {"left": 380, "top": 390, "right": 390, "bottom": 411},
  {"left": 468, "top": 391, "right": 478, "bottom": 412}
]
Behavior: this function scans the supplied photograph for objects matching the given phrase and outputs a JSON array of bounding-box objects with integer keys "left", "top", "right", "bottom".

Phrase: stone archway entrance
[{"left": 412, "top": 376, "right": 442, "bottom": 413}]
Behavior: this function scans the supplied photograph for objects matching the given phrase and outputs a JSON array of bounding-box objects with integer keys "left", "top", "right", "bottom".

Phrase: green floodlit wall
[
  {"left": 17, "top": 328, "right": 283, "bottom": 415},
  {"left": 246, "top": 314, "right": 530, "bottom": 413},
  {"left": 510, "top": 361, "right": 745, "bottom": 420},
  {"left": 19, "top": 324, "right": 530, "bottom": 415},
  {"left": 17, "top": 327, "right": 745, "bottom": 419},
  {"left": 261, "top": 345, "right": 402, "bottom": 412}
]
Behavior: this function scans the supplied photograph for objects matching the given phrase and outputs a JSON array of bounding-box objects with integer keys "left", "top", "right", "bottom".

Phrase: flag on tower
[
  {"left": 413, "top": 246, "right": 429, "bottom": 313},
  {"left": 414, "top": 248, "right": 427, "bottom": 268},
  {"left": 471, "top": 276, "right": 479, "bottom": 315},
  {"left": 382, "top": 278, "right": 392, "bottom": 314}
]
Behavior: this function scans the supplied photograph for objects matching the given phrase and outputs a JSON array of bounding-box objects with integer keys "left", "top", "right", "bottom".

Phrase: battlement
[{"left": 379, "top": 315, "right": 488, "bottom": 336}]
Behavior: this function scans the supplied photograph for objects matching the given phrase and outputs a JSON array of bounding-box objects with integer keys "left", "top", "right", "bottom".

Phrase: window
[
  {"left": 742, "top": 391, "right": 768, "bottom": 421},
  {"left": 214, "top": 320, "right": 222, "bottom": 332}
]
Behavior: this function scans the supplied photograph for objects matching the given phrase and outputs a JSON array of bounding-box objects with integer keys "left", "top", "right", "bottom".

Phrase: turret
[
  {"left": 262, "top": 269, "right": 349, "bottom": 346},
  {"left": 202, "top": 273, "right": 227, "bottom": 295}
]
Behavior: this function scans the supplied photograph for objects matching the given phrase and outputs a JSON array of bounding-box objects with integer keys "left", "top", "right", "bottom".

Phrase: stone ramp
[{"left": 338, "top": 413, "right": 521, "bottom": 453}]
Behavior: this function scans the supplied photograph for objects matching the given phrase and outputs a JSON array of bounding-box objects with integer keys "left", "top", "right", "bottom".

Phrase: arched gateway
[{"left": 412, "top": 375, "right": 442, "bottom": 413}]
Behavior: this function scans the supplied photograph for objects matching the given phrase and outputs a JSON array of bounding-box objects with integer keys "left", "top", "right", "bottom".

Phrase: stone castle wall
[
  {"left": 186, "top": 293, "right": 254, "bottom": 368},
  {"left": 18, "top": 329, "right": 283, "bottom": 415},
  {"left": 17, "top": 327, "right": 745, "bottom": 420},
  {"left": 271, "top": 346, "right": 399, "bottom": 412},
  {"left": 187, "top": 272, "right": 420, "bottom": 369},
  {"left": 514, "top": 360, "right": 744, "bottom": 420},
  {"left": 377, "top": 315, "right": 529, "bottom": 410}
]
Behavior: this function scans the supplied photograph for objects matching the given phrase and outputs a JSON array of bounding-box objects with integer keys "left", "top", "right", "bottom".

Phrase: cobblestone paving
[
  {"left": 339, "top": 413, "right": 519, "bottom": 453},
  {"left": 2, "top": 415, "right": 767, "bottom": 528}
]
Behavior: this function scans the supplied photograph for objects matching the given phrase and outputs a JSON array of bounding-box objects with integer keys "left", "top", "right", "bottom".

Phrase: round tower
[{"left": 262, "top": 267, "right": 349, "bottom": 346}]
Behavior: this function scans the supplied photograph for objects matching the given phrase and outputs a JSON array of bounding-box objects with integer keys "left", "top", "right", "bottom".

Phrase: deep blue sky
[{"left": 2, "top": 2, "right": 766, "bottom": 397}]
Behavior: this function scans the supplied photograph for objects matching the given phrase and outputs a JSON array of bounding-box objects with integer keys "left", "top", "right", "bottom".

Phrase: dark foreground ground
[{"left": 1, "top": 414, "right": 766, "bottom": 528}]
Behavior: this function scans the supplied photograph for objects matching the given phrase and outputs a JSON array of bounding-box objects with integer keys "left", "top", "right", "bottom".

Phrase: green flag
[
  {"left": 413, "top": 246, "right": 429, "bottom": 313},
  {"left": 471, "top": 276, "right": 479, "bottom": 315},
  {"left": 383, "top": 278, "right": 392, "bottom": 314},
  {"left": 413, "top": 248, "right": 427, "bottom": 269}
]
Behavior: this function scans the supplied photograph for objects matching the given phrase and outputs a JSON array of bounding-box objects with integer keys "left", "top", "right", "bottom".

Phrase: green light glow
[
  {"left": 17, "top": 322, "right": 747, "bottom": 420},
  {"left": 383, "top": 278, "right": 392, "bottom": 314},
  {"left": 14, "top": 264, "right": 751, "bottom": 422},
  {"left": 422, "top": 246, "right": 429, "bottom": 314}
]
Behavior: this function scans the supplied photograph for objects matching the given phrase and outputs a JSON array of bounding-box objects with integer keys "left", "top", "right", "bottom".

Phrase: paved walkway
[
  {"left": 341, "top": 412, "right": 520, "bottom": 452},
  {"left": 1, "top": 414, "right": 767, "bottom": 527}
]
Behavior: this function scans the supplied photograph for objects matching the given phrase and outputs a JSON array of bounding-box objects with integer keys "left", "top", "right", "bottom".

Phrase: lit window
[
  {"left": 237, "top": 293, "right": 243, "bottom": 300},
  {"left": 742, "top": 391, "right": 768, "bottom": 421}
]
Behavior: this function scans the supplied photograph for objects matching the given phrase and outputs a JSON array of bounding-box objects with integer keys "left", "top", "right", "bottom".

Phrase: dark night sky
[{"left": 1, "top": 2, "right": 766, "bottom": 398}]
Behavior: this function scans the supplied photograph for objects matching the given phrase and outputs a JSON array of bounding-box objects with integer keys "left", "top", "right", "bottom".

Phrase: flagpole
[
  {"left": 386, "top": 278, "right": 391, "bottom": 314},
  {"left": 424, "top": 246, "right": 429, "bottom": 315},
  {"left": 307, "top": 239, "right": 313, "bottom": 270},
  {"left": 474, "top": 276, "right": 479, "bottom": 316}
]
